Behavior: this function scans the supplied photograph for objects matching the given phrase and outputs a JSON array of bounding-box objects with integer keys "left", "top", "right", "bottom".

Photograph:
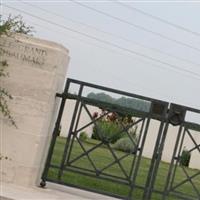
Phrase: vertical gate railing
[
  {"left": 41, "top": 78, "right": 200, "bottom": 200},
  {"left": 162, "top": 105, "right": 200, "bottom": 200}
]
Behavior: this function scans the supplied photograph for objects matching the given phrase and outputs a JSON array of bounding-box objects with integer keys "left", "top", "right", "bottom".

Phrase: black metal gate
[{"left": 41, "top": 78, "right": 200, "bottom": 200}]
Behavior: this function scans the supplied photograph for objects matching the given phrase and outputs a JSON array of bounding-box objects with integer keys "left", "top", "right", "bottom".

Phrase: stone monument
[{"left": 0, "top": 33, "right": 70, "bottom": 186}]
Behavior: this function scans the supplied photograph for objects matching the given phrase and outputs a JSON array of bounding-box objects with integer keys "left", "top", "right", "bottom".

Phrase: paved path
[{"left": 1, "top": 182, "right": 116, "bottom": 200}]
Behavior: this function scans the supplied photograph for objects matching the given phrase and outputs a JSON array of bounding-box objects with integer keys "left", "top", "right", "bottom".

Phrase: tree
[
  {"left": 0, "top": 15, "right": 34, "bottom": 126},
  {"left": 0, "top": 15, "right": 33, "bottom": 36}
]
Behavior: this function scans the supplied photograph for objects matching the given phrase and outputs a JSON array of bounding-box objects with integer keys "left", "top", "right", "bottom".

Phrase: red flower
[
  {"left": 108, "top": 112, "right": 117, "bottom": 122},
  {"left": 92, "top": 112, "right": 98, "bottom": 119}
]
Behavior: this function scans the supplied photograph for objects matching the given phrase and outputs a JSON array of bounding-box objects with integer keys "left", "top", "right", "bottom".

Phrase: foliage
[
  {"left": 87, "top": 92, "right": 114, "bottom": 104},
  {"left": 0, "top": 153, "right": 11, "bottom": 161},
  {"left": 79, "top": 131, "right": 88, "bottom": 142},
  {"left": 114, "top": 126, "right": 137, "bottom": 153},
  {"left": 0, "top": 61, "right": 16, "bottom": 126},
  {"left": 92, "top": 120, "right": 124, "bottom": 144},
  {"left": 91, "top": 110, "right": 138, "bottom": 144},
  {"left": 87, "top": 92, "right": 150, "bottom": 112},
  {"left": 0, "top": 15, "right": 33, "bottom": 126},
  {"left": 114, "top": 137, "right": 136, "bottom": 153},
  {"left": 180, "top": 148, "right": 191, "bottom": 167},
  {"left": 0, "top": 15, "right": 34, "bottom": 36}
]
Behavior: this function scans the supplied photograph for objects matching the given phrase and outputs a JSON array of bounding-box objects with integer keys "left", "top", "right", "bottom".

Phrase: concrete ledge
[{"left": 1, "top": 182, "right": 116, "bottom": 200}]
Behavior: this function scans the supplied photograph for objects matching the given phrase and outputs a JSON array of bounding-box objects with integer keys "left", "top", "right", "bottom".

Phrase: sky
[{"left": 1, "top": 0, "right": 200, "bottom": 112}]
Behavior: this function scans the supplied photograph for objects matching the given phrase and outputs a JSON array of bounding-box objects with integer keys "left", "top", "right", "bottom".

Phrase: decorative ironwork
[{"left": 41, "top": 78, "right": 200, "bottom": 200}]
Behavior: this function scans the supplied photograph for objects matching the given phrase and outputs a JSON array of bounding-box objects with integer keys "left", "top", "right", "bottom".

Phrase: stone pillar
[{"left": 0, "top": 34, "right": 70, "bottom": 186}]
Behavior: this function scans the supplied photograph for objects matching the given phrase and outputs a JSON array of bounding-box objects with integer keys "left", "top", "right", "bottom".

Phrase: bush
[
  {"left": 79, "top": 131, "right": 88, "bottom": 142},
  {"left": 0, "top": 15, "right": 33, "bottom": 126},
  {"left": 0, "top": 15, "right": 34, "bottom": 36},
  {"left": 180, "top": 148, "right": 191, "bottom": 167},
  {"left": 92, "top": 121, "right": 125, "bottom": 144},
  {"left": 114, "top": 137, "right": 137, "bottom": 153}
]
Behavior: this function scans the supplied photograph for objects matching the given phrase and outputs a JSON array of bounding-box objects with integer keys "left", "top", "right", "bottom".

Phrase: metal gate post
[
  {"left": 143, "top": 121, "right": 169, "bottom": 200},
  {"left": 162, "top": 104, "right": 187, "bottom": 199},
  {"left": 40, "top": 79, "right": 70, "bottom": 187},
  {"left": 57, "top": 84, "right": 84, "bottom": 180},
  {"left": 162, "top": 125, "right": 184, "bottom": 200},
  {"left": 128, "top": 117, "right": 151, "bottom": 200}
]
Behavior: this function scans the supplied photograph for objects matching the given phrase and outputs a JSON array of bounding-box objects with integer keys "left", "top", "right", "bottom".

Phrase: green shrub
[
  {"left": 79, "top": 131, "right": 88, "bottom": 142},
  {"left": 0, "top": 15, "right": 33, "bottom": 127},
  {"left": 180, "top": 148, "right": 191, "bottom": 167},
  {"left": 92, "top": 121, "right": 125, "bottom": 144},
  {"left": 114, "top": 137, "right": 136, "bottom": 153}
]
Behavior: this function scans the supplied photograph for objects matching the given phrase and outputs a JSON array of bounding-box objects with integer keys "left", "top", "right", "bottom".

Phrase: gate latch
[{"left": 168, "top": 104, "right": 186, "bottom": 126}]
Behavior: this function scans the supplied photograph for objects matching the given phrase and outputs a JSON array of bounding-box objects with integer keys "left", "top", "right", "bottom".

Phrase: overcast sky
[{"left": 1, "top": 0, "right": 200, "bottom": 111}]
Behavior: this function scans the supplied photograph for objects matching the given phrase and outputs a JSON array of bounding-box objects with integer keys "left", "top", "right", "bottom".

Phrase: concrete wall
[
  {"left": 61, "top": 100, "right": 200, "bottom": 170},
  {"left": 0, "top": 34, "right": 70, "bottom": 186}
]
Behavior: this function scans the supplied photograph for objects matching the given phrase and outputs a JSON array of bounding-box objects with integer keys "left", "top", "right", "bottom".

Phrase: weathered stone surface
[
  {"left": 0, "top": 33, "right": 70, "bottom": 186},
  {"left": 1, "top": 65, "right": 56, "bottom": 102},
  {"left": 0, "top": 197, "right": 14, "bottom": 200},
  {"left": 0, "top": 34, "right": 69, "bottom": 72}
]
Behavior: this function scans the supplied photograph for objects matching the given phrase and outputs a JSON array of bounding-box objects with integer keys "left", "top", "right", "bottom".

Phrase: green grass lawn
[{"left": 47, "top": 137, "right": 200, "bottom": 200}]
